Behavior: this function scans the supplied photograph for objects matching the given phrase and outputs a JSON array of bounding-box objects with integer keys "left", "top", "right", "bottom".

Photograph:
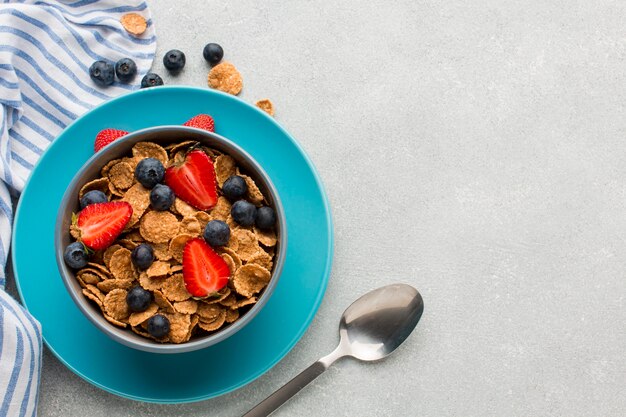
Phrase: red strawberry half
[
  {"left": 164, "top": 149, "right": 218, "bottom": 210},
  {"left": 76, "top": 201, "right": 132, "bottom": 250},
  {"left": 182, "top": 238, "right": 230, "bottom": 297},
  {"left": 183, "top": 114, "right": 215, "bottom": 132},
  {"left": 94, "top": 128, "right": 128, "bottom": 152}
]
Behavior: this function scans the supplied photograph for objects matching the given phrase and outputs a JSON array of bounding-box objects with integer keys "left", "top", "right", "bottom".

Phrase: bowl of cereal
[{"left": 55, "top": 125, "right": 286, "bottom": 354}]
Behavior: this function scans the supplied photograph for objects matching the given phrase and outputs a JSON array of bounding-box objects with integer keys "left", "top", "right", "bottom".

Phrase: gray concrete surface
[{"left": 9, "top": 0, "right": 626, "bottom": 415}]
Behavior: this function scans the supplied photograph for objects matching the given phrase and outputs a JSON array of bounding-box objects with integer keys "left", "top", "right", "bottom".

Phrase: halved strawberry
[
  {"left": 94, "top": 128, "right": 128, "bottom": 152},
  {"left": 164, "top": 150, "right": 218, "bottom": 210},
  {"left": 183, "top": 114, "right": 215, "bottom": 132},
  {"left": 75, "top": 201, "right": 132, "bottom": 250},
  {"left": 182, "top": 238, "right": 230, "bottom": 297}
]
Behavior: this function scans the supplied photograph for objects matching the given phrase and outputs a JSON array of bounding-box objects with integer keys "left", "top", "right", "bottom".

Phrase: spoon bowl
[{"left": 339, "top": 284, "right": 424, "bottom": 361}]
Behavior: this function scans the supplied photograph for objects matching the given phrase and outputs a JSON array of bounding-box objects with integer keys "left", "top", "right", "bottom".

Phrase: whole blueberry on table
[
  {"left": 147, "top": 314, "right": 170, "bottom": 338},
  {"left": 255, "top": 206, "right": 276, "bottom": 230},
  {"left": 203, "top": 220, "right": 230, "bottom": 247},
  {"left": 140, "top": 72, "right": 164, "bottom": 88},
  {"left": 231, "top": 200, "right": 257, "bottom": 227},
  {"left": 115, "top": 58, "right": 137, "bottom": 82},
  {"left": 203, "top": 43, "right": 223, "bottom": 65},
  {"left": 163, "top": 49, "right": 186, "bottom": 72},
  {"left": 89, "top": 60, "right": 115, "bottom": 86},
  {"left": 80, "top": 190, "right": 108, "bottom": 209},
  {"left": 150, "top": 184, "right": 175, "bottom": 211},
  {"left": 63, "top": 242, "right": 89, "bottom": 269},
  {"left": 222, "top": 175, "right": 247, "bottom": 202},
  {"left": 135, "top": 157, "right": 165, "bottom": 189},
  {"left": 131, "top": 243, "right": 154, "bottom": 270},
  {"left": 126, "top": 286, "right": 152, "bottom": 312}
]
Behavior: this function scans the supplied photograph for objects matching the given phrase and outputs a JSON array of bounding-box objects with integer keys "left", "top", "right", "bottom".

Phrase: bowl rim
[{"left": 54, "top": 125, "right": 287, "bottom": 354}]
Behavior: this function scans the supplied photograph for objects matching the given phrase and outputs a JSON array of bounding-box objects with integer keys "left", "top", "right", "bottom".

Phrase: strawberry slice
[
  {"left": 94, "top": 128, "right": 128, "bottom": 152},
  {"left": 183, "top": 114, "right": 215, "bottom": 132},
  {"left": 182, "top": 238, "right": 230, "bottom": 297},
  {"left": 164, "top": 150, "right": 218, "bottom": 210},
  {"left": 76, "top": 201, "right": 132, "bottom": 250}
]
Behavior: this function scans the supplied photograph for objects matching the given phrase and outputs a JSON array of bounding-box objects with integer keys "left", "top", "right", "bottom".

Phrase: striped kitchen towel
[{"left": 0, "top": 1, "right": 156, "bottom": 415}]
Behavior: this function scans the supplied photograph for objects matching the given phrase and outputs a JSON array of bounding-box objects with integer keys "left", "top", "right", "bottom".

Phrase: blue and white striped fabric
[
  {"left": 0, "top": 1, "right": 156, "bottom": 415},
  {"left": 0, "top": 290, "right": 41, "bottom": 417}
]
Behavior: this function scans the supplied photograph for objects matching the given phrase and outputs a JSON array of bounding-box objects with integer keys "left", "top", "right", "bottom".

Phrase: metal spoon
[{"left": 243, "top": 283, "right": 424, "bottom": 417}]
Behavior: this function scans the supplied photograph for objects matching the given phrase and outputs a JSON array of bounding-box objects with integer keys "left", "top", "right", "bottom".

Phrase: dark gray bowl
[{"left": 55, "top": 126, "right": 286, "bottom": 354}]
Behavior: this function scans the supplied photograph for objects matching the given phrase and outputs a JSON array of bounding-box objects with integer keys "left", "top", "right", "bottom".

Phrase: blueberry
[
  {"left": 131, "top": 243, "right": 154, "bottom": 270},
  {"left": 163, "top": 49, "right": 185, "bottom": 72},
  {"left": 255, "top": 206, "right": 276, "bottom": 230},
  {"left": 115, "top": 58, "right": 137, "bottom": 82},
  {"left": 126, "top": 286, "right": 152, "bottom": 312},
  {"left": 203, "top": 43, "right": 224, "bottom": 65},
  {"left": 222, "top": 175, "right": 248, "bottom": 202},
  {"left": 63, "top": 242, "right": 89, "bottom": 269},
  {"left": 147, "top": 314, "right": 170, "bottom": 338},
  {"left": 80, "top": 190, "right": 108, "bottom": 209},
  {"left": 89, "top": 60, "right": 115, "bottom": 86},
  {"left": 150, "top": 184, "right": 175, "bottom": 211},
  {"left": 140, "top": 72, "right": 164, "bottom": 88},
  {"left": 231, "top": 200, "right": 257, "bottom": 227},
  {"left": 203, "top": 220, "right": 230, "bottom": 247},
  {"left": 135, "top": 158, "right": 165, "bottom": 189}
]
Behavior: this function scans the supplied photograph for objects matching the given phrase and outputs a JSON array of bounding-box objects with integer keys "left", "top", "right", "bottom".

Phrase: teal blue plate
[{"left": 12, "top": 86, "right": 333, "bottom": 403}]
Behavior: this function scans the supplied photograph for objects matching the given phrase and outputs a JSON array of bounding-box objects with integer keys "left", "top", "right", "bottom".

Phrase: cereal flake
[
  {"left": 232, "top": 264, "right": 271, "bottom": 298},
  {"left": 214, "top": 155, "right": 236, "bottom": 187},
  {"left": 210, "top": 196, "right": 231, "bottom": 221},
  {"left": 146, "top": 261, "right": 170, "bottom": 278},
  {"left": 169, "top": 234, "right": 193, "bottom": 262},
  {"left": 179, "top": 217, "right": 201, "bottom": 235},
  {"left": 132, "top": 142, "right": 168, "bottom": 166},
  {"left": 79, "top": 177, "right": 109, "bottom": 199},
  {"left": 232, "top": 229, "right": 261, "bottom": 261},
  {"left": 161, "top": 274, "right": 191, "bottom": 302},
  {"left": 207, "top": 62, "right": 243, "bottom": 95},
  {"left": 255, "top": 99, "right": 275, "bottom": 116},
  {"left": 120, "top": 13, "right": 147, "bottom": 36},
  {"left": 140, "top": 211, "right": 180, "bottom": 243},
  {"left": 163, "top": 312, "right": 191, "bottom": 343},
  {"left": 122, "top": 183, "right": 150, "bottom": 227},
  {"left": 108, "top": 161, "right": 134, "bottom": 190},
  {"left": 173, "top": 299, "right": 198, "bottom": 315},
  {"left": 104, "top": 289, "right": 130, "bottom": 321},
  {"left": 109, "top": 248, "right": 137, "bottom": 281}
]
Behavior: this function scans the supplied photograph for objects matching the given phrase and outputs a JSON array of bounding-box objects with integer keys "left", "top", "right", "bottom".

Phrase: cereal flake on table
[{"left": 208, "top": 62, "right": 243, "bottom": 95}]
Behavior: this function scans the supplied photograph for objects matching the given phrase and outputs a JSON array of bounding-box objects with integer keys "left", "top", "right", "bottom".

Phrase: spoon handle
[{"left": 243, "top": 347, "right": 344, "bottom": 417}]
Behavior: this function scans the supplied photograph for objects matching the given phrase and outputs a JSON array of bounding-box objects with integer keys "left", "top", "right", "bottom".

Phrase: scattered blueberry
[
  {"left": 135, "top": 158, "right": 165, "bottom": 189},
  {"left": 163, "top": 49, "right": 186, "bottom": 72},
  {"left": 231, "top": 200, "right": 257, "bottom": 227},
  {"left": 63, "top": 242, "right": 89, "bottom": 269},
  {"left": 140, "top": 72, "right": 164, "bottom": 88},
  {"left": 89, "top": 60, "right": 115, "bottom": 86},
  {"left": 115, "top": 58, "right": 137, "bottom": 82},
  {"left": 222, "top": 175, "right": 248, "bottom": 202},
  {"left": 147, "top": 314, "right": 170, "bottom": 338},
  {"left": 80, "top": 190, "right": 108, "bottom": 209},
  {"left": 131, "top": 243, "right": 154, "bottom": 270},
  {"left": 126, "top": 286, "right": 152, "bottom": 312},
  {"left": 203, "top": 43, "right": 224, "bottom": 65},
  {"left": 150, "top": 184, "right": 175, "bottom": 211},
  {"left": 255, "top": 206, "right": 276, "bottom": 230},
  {"left": 203, "top": 220, "right": 230, "bottom": 247}
]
